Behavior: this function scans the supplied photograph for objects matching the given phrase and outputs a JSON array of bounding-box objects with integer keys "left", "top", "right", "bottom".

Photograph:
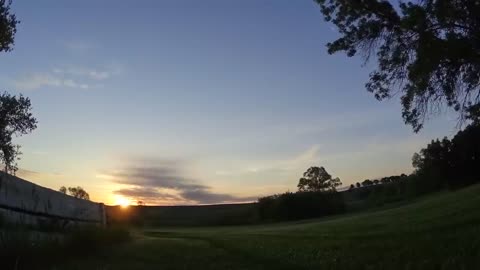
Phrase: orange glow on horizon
[{"left": 115, "top": 196, "right": 131, "bottom": 208}]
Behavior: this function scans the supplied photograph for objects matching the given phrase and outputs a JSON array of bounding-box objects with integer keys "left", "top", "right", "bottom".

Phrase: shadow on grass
[{"left": 0, "top": 226, "right": 131, "bottom": 270}]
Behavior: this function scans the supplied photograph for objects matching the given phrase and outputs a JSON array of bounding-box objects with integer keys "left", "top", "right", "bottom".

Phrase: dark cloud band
[{"left": 110, "top": 160, "right": 255, "bottom": 204}]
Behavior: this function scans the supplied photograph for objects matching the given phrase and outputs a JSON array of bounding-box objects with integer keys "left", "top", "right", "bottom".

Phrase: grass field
[{"left": 59, "top": 184, "right": 480, "bottom": 270}]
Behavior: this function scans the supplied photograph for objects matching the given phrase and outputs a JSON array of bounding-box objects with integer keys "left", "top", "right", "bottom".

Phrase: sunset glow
[
  {"left": 11, "top": 0, "right": 454, "bottom": 206},
  {"left": 115, "top": 196, "right": 130, "bottom": 208}
]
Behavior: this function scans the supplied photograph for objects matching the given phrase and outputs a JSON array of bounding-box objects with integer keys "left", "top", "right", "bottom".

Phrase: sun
[{"left": 115, "top": 196, "right": 131, "bottom": 208}]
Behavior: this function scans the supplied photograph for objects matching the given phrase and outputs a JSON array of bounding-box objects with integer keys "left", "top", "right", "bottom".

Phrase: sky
[{"left": 0, "top": 0, "right": 458, "bottom": 205}]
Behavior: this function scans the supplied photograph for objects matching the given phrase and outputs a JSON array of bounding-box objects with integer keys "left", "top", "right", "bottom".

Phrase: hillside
[{"left": 67, "top": 183, "right": 480, "bottom": 269}]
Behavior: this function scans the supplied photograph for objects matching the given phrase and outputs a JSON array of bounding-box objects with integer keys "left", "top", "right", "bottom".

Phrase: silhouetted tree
[
  {"left": 297, "top": 166, "right": 342, "bottom": 192},
  {"left": 467, "top": 104, "right": 480, "bottom": 125},
  {"left": 0, "top": 92, "right": 37, "bottom": 173},
  {"left": 412, "top": 137, "right": 451, "bottom": 189},
  {"left": 137, "top": 200, "right": 145, "bottom": 206},
  {"left": 349, "top": 184, "right": 355, "bottom": 190},
  {"left": 362, "top": 179, "right": 373, "bottom": 186},
  {"left": 59, "top": 186, "right": 90, "bottom": 200},
  {"left": 411, "top": 123, "right": 480, "bottom": 189},
  {"left": 355, "top": 182, "right": 361, "bottom": 188},
  {"left": 0, "top": 0, "right": 18, "bottom": 53},
  {"left": 445, "top": 123, "right": 480, "bottom": 187},
  {"left": 59, "top": 186, "right": 67, "bottom": 194},
  {"left": 0, "top": 2, "right": 30, "bottom": 174},
  {"left": 373, "top": 179, "right": 380, "bottom": 185},
  {"left": 316, "top": 0, "right": 480, "bottom": 131}
]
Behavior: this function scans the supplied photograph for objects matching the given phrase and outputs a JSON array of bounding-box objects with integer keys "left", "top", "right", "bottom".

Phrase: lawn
[{"left": 58, "top": 184, "right": 480, "bottom": 270}]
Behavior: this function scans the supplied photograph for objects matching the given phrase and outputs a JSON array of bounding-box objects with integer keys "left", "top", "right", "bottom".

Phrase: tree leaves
[
  {"left": 59, "top": 186, "right": 90, "bottom": 200},
  {"left": 297, "top": 166, "right": 342, "bottom": 192},
  {"left": 316, "top": 0, "right": 480, "bottom": 131},
  {"left": 0, "top": 0, "right": 18, "bottom": 52},
  {"left": 0, "top": 92, "right": 37, "bottom": 173}
]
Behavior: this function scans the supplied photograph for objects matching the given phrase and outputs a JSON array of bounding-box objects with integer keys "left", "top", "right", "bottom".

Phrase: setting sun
[{"left": 115, "top": 196, "right": 130, "bottom": 208}]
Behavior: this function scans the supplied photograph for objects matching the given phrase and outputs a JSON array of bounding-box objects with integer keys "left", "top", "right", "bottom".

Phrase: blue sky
[{"left": 0, "top": 0, "right": 457, "bottom": 205}]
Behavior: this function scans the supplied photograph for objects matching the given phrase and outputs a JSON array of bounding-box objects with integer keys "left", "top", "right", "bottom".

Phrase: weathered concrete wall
[{"left": 0, "top": 172, "right": 105, "bottom": 228}]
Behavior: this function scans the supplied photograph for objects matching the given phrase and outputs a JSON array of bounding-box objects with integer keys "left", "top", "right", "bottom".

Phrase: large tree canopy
[
  {"left": 316, "top": 0, "right": 480, "bottom": 132},
  {"left": 297, "top": 166, "right": 342, "bottom": 192}
]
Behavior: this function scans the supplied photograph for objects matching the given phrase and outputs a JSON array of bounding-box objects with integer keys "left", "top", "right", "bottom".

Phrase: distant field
[
  {"left": 107, "top": 202, "right": 258, "bottom": 226},
  {"left": 62, "top": 184, "right": 480, "bottom": 269}
]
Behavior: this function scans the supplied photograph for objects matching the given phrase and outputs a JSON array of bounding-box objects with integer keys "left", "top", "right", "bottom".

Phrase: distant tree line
[
  {"left": 349, "top": 174, "right": 409, "bottom": 191},
  {"left": 259, "top": 122, "right": 480, "bottom": 221},
  {"left": 346, "top": 122, "right": 480, "bottom": 209}
]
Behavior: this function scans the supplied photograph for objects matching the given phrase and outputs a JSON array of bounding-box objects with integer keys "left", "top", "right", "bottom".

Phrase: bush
[{"left": 258, "top": 191, "right": 345, "bottom": 221}]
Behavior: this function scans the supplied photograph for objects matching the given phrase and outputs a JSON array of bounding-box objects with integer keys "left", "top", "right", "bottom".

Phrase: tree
[
  {"left": 380, "top": 178, "right": 390, "bottom": 184},
  {"left": 59, "top": 186, "right": 90, "bottom": 200},
  {"left": 137, "top": 200, "right": 146, "bottom": 206},
  {"left": 0, "top": 92, "right": 37, "bottom": 173},
  {"left": 355, "top": 182, "right": 361, "bottom": 188},
  {"left": 297, "top": 166, "right": 342, "bottom": 192},
  {"left": 0, "top": 0, "right": 18, "bottom": 53},
  {"left": 0, "top": 1, "right": 28, "bottom": 174},
  {"left": 68, "top": 186, "right": 90, "bottom": 200},
  {"left": 412, "top": 137, "right": 451, "bottom": 188},
  {"left": 59, "top": 186, "right": 67, "bottom": 194},
  {"left": 349, "top": 184, "right": 355, "bottom": 190},
  {"left": 316, "top": 0, "right": 480, "bottom": 132},
  {"left": 411, "top": 123, "right": 480, "bottom": 189},
  {"left": 449, "top": 122, "right": 480, "bottom": 187},
  {"left": 373, "top": 179, "right": 380, "bottom": 185},
  {"left": 362, "top": 179, "right": 373, "bottom": 186}
]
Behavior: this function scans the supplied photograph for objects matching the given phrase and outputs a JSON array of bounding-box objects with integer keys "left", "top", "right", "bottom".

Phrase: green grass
[
  {"left": 0, "top": 226, "right": 131, "bottom": 269},
  {"left": 57, "top": 185, "right": 480, "bottom": 269}
]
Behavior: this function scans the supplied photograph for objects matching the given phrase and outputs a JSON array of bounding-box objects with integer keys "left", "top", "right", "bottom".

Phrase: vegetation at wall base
[{"left": 0, "top": 226, "right": 131, "bottom": 270}]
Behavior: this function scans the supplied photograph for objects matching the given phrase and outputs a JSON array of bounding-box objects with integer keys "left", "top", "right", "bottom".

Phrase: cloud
[
  {"left": 13, "top": 73, "right": 90, "bottom": 90},
  {"left": 231, "top": 144, "right": 323, "bottom": 176},
  {"left": 180, "top": 189, "right": 248, "bottom": 204},
  {"left": 16, "top": 168, "right": 64, "bottom": 180},
  {"left": 107, "top": 159, "right": 256, "bottom": 205},
  {"left": 53, "top": 65, "right": 122, "bottom": 80},
  {"left": 113, "top": 187, "right": 181, "bottom": 202},
  {"left": 13, "top": 65, "right": 122, "bottom": 91},
  {"left": 16, "top": 168, "right": 41, "bottom": 178}
]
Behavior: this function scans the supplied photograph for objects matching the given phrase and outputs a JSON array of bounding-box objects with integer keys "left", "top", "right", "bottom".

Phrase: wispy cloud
[
  {"left": 113, "top": 187, "right": 181, "bottom": 204},
  {"left": 13, "top": 73, "right": 90, "bottom": 91},
  {"left": 53, "top": 65, "right": 122, "bottom": 80},
  {"left": 220, "top": 144, "right": 323, "bottom": 177},
  {"left": 13, "top": 65, "right": 123, "bottom": 91},
  {"left": 104, "top": 159, "right": 256, "bottom": 205},
  {"left": 17, "top": 168, "right": 64, "bottom": 180}
]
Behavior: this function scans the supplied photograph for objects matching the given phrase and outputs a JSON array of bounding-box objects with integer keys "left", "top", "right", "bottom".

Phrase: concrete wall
[{"left": 0, "top": 172, "right": 105, "bottom": 228}]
